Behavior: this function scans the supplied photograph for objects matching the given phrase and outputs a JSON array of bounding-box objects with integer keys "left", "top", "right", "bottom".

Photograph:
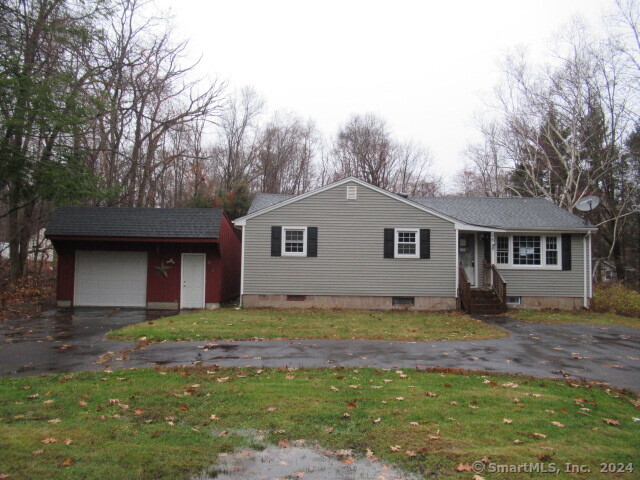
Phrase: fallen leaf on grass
[
  {"left": 58, "top": 458, "right": 73, "bottom": 467},
  {"left": 278, "top": 440, "right": 290, "bottom": 447},
  {"left": 410, "top": 422, "right": 419, "bottom": 426},
  {"left": 325, "top": 427, "right": 334, "bottom": 434},
  {"left": 426, "top": 392, "right": 438, "bottom": 397},
  {"left": 389, "top": 445, "right": 402, "bottom": 452},
  {"left": 78, "top": 401, "right": 87, "bottom": 406},
  {"left": 267, "top": 407, "right": 277, "bottom": 412},
  {"left": 32, "top": 450, "right": 44, "bottom": 455},
  {"left": 133, "top": 409, "right": 144, "bottom": 415},
  {"left": 0, "top": 475, "right": 10, "bottom": 479},
  {"left": 473, "top": 475, "right": 486, "bottom": 480},
  {"left": 513, "top": 439, "right": 523, "bottom": 444},
  {"left": 64, "top": 438, "right": 72, "bottom": 445},
  {"left": 456, "top": 463, "right": 473, "bottom": 472},
  {"left": 551, "top": 421, "right": 565, "bottom": 427},
  {"left": 330, "top": 386, "right": 340, "bottom": 392},
  {"left": 210, "top": 414, "right": 220, "bottom": 421},
  {"left": 533, "top": 432, "right": 548, "bottom": 438},
  {"left": 41, "top": 438, "right": 56, "bottom": 444},
  {"left": 47, "top": 419, "right": 61, "bottom": 424},
  {"left": 405, "top": 450, "right": 417, "bottom": 457},
  {"left": 395, "top": 397, "right": 405, "bottom": 401},
  {"left": 503, "top": 418, "right": 513, "bottom": 424},
  {"left": 372, "top": 417, "right": 381, "bottom": 424},
  {"left": 603, "top": 418, "right": 620, "bottom": 425}
]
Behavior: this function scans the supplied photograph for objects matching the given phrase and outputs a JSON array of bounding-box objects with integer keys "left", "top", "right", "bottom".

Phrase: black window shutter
[
  {"left": 271, "top": 226, "right": 282, "bottom": 256},
  {"left": 483, "top": 234, "right": 491, "bottom": 262},
  {"left": 561, "top": 234, "right": 571, "bottom": 270},
  {"left": 307, "top": 227, "right": 318, "bottom": 257},
  {"left": 384, "top": 229, "right": 394, "bottom": 258},
  {"left": 420, "top": 229, "right": 431, "bottom": 259}
]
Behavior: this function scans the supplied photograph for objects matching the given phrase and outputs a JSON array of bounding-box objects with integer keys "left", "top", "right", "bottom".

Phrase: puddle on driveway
[{"left": 192, "top": 443, "right": 421, "bottom": 480}]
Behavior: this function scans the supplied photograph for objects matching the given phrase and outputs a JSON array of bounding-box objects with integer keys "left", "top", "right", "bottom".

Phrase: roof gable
[
  {"left": 239, "top": 177, "right": 594, "bottom": 231},
  {"left": 46, "top": 207, "right": 224, "bottom": 239},
  {"left": 236, "top": 177, "right": 457, "bottom": 225}
]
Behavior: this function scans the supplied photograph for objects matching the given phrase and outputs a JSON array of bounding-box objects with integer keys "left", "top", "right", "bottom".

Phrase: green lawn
[
  {"left": 0, "top": 368, "right": 637, "bottom": 479},
  {"left": 510, "top": 309, "right": 640, "bottom": 329},
  {"left": 107, "top": 308, "right": 508, "bottom": 342}
]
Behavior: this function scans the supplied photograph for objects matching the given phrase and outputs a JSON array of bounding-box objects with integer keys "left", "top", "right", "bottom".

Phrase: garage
[
  {"left": 46, "top": 206, "right": 242, "bottom": 309},
  {"left": 74, "top": 250, "right": 148, "bottom": 307}
]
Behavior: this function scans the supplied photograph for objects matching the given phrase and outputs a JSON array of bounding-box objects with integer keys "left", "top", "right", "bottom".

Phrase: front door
[
  {"left": 181, "top": 253, "right": 206, "bottom": 309},
  {"left": 459, "top": 234, "right": 476, "bottom": 287}
]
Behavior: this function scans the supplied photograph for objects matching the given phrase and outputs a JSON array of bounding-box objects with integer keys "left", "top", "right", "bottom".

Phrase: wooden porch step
[{"left": 468, "top": 288, "right": 506, "bottom": 315}]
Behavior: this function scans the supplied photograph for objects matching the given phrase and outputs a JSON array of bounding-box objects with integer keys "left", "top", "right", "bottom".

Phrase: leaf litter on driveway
[{"left": 191, "top": 442, "right": 421, "bottom": 480}]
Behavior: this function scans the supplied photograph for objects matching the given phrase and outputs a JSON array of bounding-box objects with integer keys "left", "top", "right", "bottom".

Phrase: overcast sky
[{"left": 155, "top": 0, "right": 614, "bottom": 184}]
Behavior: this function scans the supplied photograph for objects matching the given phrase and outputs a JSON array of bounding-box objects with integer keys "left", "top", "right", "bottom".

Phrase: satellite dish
[{"left": 575, "top": 196, "right": 600, "bottom": 212}]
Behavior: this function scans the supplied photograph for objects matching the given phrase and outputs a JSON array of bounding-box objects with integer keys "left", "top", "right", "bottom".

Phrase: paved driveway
[{"left": 1, "top": 309, "right": 638, "bottom": 391}]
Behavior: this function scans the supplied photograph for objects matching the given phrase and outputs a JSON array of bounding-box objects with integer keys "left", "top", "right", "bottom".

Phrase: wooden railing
[
  {"left": 458, "top": 263, "right": 472, "bottom": 313},
  {"left": 489, "top": 263, "right": 507, "bottom": 312}
]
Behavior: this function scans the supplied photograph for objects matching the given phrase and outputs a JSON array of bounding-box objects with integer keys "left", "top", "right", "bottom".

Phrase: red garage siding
[{"left": 50, "top": 212, "right": 241, "bottom": 309}]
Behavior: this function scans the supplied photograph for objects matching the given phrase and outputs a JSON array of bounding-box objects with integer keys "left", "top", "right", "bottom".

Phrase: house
[
  {"left": 45, "top": 207, "right": 241, "bottom": 309},
  {"left": 233, "top": 177, "right": 597, "bottom": 312}
]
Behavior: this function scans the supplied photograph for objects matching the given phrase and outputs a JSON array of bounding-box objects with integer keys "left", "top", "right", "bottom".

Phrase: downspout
[
  {"left": 239, "top": 225, "right": 245, "bottom": 308},
  {"left": 454, "top": 227, "right": 459, "bottom": 301},
  {"left": 588, "top": 232, "right": 593, "bottom": 307},
  {"left": 583, "top": 234, "right": 588, "bottom": 309}
]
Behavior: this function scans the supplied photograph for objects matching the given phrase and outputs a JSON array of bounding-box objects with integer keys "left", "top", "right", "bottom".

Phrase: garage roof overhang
[{"left": 46, "top": 235, "right": 219, "bottom": 243}]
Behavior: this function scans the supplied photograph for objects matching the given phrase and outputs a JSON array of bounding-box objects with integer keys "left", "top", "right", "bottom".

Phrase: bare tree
[
  {"left": 210, "top": 87, "right": 264, "bottom": 191},
  {"left": 329, "top": 114, "right": 441, "bottom": 194},
  {"left": 254, "top": 113, "right": 319, "bottom": 194}
]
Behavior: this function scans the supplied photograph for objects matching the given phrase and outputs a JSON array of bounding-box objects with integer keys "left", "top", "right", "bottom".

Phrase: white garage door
[{"left": 74, "top": 251, "right": 148, "bottom": 307}]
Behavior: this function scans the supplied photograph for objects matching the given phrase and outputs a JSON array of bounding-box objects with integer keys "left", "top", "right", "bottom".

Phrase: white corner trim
[
  {"left": 587, "top": 232, "right": 593, "bottom": 298},
  {"left": 454, "top": 227, "right": 459, "bottom": 298},
  {"left": 239, "top": 225, "right": 245, "bottom": 307},
  {"left": 233, "top": 177, "right": 461, "bottom": 227},
  {"left": 583, "top": 234, "right": 588, "bottom": 308}
]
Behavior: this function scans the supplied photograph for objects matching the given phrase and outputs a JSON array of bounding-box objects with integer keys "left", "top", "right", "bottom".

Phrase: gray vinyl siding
[
  {"left": 496, "top": 234, "right": 586, "bottom": 297},
  {"left": 243, "top": 181, "right": 456, "bottom": 297}
]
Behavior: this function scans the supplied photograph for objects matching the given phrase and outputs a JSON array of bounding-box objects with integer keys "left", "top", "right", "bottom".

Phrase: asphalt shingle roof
[
  {"left": 408, "top": 196, "right": 592, "bottom": 229},
  {"left": 45, "top": 207, "right": 224, "bottom": 239},
  {"left": 247, "top": 193, "right": 294, "bottom": 214},
  {"left": 246, "top": 189, "right": 591, "bottom": 230}
]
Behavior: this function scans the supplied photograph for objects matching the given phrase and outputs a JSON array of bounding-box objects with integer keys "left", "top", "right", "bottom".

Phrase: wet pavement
[
  {"left": 192, "top": 443, "right": 421, "bottom": 480},
  {"left": 0, "top": 308, "right": 171, "bottom": 377},
  {"left": 1, "top": 309, "right": 639, "bottom": 391}
]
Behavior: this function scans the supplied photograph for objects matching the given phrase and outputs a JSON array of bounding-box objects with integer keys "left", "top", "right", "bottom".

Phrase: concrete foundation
[
  {"left": 241, "top": 294, "right": 457, "bottom": 311},
  {"left": 515, "top": 296, "right": 586, "bottom": 310},
  {"left": 147, "top": 302, "right": 179, "bottom": 310}
]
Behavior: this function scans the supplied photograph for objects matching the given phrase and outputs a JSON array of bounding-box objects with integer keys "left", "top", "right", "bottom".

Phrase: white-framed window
[
  {"left": 282, "top": 226, "right": 307, "bottom": 256},
  {"left": 496, "top": 235, "right": 509, "bottom": 264},
  {"left": 506, "top": 296, "right": 522, "bottom": 305},
  {"left": 494, "top": 234, "right": 561, "bottom": 270},
  {"left": 394, "top": 228, "right": 419, "bottom": 258}
]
